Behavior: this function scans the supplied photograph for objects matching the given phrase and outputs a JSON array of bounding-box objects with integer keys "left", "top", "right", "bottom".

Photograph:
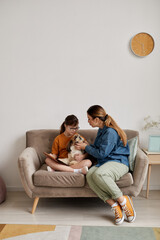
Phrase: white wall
[{"left": 0, "top": 0, "right": 160, "bottom": 190}]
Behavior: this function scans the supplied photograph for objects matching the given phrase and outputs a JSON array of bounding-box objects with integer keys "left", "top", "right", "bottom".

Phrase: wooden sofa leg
[{"left": 32, "top": 197, "right": 39, "bottom": 214}]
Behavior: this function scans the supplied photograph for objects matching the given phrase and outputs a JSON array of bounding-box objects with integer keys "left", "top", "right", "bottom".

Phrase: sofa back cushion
[{"left": 26, "top": 129, "right": 139, "bottom": 164}]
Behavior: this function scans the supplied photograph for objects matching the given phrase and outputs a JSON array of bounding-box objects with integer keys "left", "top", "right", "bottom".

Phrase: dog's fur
[{"left": 58, "top": 133, "right": 85, "bottom": 166}]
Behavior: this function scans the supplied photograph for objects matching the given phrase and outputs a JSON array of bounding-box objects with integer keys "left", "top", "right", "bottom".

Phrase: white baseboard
[{"left": 142, "top": 185, "right": 160, "bottom": 190}]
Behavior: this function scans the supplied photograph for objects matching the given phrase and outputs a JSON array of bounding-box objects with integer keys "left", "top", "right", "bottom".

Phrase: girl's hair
[
  {"left": 60, "top": 115, "right": 79, "bottom": 134},
  {"left": 87, "top": 105, "right": 127, "bottom": 146}
]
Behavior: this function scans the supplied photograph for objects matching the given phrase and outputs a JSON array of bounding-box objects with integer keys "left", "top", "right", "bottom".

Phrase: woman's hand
[{"left": 75, "top": 142, "right": 87, "bottom": 150}]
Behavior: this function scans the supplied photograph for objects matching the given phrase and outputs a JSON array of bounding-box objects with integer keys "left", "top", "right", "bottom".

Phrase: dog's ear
[
  {"left": 80, "top": 135, "right": 85, "bottom": 142},
  {"left": 73, "top": 134, "right": 78, "bottom": 140},
  {"left": 67, "top": 140, "right": 73, "bottom": 152}
]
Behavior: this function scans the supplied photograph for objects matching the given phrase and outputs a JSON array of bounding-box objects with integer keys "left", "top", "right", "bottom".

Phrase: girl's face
[
  {"left": 64, "top": 124, "right": 79, "bottom": 137},
  {"left": 87, "top": 114, "right": 98, "bottom": 128}
]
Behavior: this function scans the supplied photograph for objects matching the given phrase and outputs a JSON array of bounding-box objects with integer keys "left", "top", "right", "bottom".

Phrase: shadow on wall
[{"left": 0, "top": 135, "right": 26, "bottom": 189}]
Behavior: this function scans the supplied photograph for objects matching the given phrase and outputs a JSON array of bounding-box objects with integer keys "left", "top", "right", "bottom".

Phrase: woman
[
  {"left": 45, "top": 114, "right": 92, "bottom": 174},
  {"left": 76, "top": 105, "right": 136, "bottom": 225}
]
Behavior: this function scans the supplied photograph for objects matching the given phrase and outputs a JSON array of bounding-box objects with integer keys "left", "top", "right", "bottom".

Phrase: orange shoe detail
[
  {"left": 122, "top": 196, "right": 136, "bottom": 223},
  {"left": 112, "top": 204, "right": 124, "bottom": 225}
]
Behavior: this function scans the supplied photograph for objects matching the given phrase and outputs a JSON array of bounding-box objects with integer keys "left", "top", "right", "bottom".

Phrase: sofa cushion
[
  {"left": 128, "top": 136, "right": 138, "bottom": 171},
  {"left": 116, "top": 172, "right": 133, "bottom": 187},
  {"left": 34, "top": 164, "right": 133, "bottom": 189},
  {"left": 33, "top": 164, "right": 85, "bottom": 188}
]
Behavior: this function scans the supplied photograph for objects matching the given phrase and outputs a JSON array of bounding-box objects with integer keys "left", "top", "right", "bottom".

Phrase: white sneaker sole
[{"left": 115, "top": 215, "right": 124, "bottom": 225}]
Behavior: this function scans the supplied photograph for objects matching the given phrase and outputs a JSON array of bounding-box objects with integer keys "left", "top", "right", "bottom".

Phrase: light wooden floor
[{"left": 0, "top": 190, "right": 160, "bottom": 227}]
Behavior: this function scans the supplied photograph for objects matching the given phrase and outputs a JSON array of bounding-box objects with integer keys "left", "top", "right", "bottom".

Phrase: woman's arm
[
  {"left": 85, "top": 142, "right": 115, "bottom": 159},
  {"left": 76, "top": 130, "right": 117, "bottom": 159}
]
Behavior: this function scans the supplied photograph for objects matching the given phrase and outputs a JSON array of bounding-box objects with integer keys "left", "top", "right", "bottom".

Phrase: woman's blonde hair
[{"left": 87, "top": 105, "right": 127, "bottom": 146}]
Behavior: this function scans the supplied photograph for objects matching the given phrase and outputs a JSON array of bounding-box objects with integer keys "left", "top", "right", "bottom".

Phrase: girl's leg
[
  {"left": 70, "top": 159, "right": 92, "bottom": 169},
  {"left": 45, "top": 158, "right": 88, "bottom": 174},
  {"left": 45, "top": 158, "right": 74, "bottom": 171}
]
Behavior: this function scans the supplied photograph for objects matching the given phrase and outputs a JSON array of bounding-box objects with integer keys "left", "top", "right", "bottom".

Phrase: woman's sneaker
[
  {"left": 111, "top": 204, "right": 124, "bottom": 225},
  {"left": 122, "top": 196, "right": 136, "bottom": 223}
]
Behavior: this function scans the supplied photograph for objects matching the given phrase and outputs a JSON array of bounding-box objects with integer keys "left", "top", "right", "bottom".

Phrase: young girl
[
  {"left": 76, "top": 105, "right": 136, "bottom": 225},
  {"left": 45, "top": 115, "right": 92, "bottom": 174}
]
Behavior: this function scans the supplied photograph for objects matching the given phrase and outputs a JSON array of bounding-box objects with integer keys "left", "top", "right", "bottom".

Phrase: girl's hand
[
  {"left": 75, "top": 142, "right": 87, "bottom": 150},
  {"left": 74, "top": 154, "right": 84, "bottom": 162}
]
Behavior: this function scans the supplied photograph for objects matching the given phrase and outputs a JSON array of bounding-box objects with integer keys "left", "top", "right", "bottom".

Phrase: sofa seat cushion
[
  {"left": 33, "top": 164, "right": 85, "bottom": 188},
  {"left": 34, "top": 165, "right": 133, "bottom": 189},
  {"left": 116, "top": 172, "right": 133, "bottom": 187}
]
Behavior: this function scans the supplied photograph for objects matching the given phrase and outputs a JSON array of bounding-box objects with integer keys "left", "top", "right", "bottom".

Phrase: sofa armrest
[
  {"left": 18, "top": 147, "right": 41, "bottom": 198},
  {"left": 132, "top": 147, "right": 149, "bottom": 190}
]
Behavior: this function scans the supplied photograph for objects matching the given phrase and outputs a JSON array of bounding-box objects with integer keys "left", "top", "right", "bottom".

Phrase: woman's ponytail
[
  {"left": 105, "top": 115, "right": 127, "bottom": 146},
  {"left": 87, "top": 105, "right": 127, "bottom": 146}
]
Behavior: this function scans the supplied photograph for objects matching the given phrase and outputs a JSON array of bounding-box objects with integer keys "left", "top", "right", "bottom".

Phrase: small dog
[{"left": 59, "top": 133, "right": 86, "bottom": 166}]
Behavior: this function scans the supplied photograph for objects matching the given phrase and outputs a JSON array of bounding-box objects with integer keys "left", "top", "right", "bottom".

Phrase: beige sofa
[{"left": 18, "top": 129, "right": 148, "bottom": 214}]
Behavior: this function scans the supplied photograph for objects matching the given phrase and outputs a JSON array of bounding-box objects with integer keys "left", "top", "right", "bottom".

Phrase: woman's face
[
  {"left": 65, "top": 124, "right": 79, "bottom": 137},
  {"left": 87, "top": 114, "right": 98, "bottom": 128}
]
